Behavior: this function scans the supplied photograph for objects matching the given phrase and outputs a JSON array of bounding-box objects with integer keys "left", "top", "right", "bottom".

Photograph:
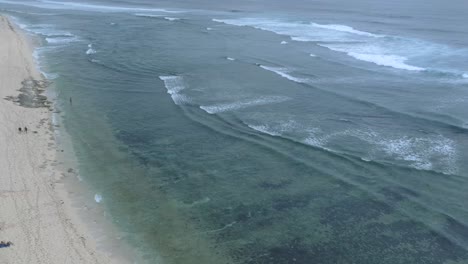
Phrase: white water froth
[
  {"left": 28, "top": 27, "right": 73, "bottom": 37},
  {"left": 304, "top": 129, "right": 457, "bottom": 174},
  {"left": 213, "top": 18, "right": 380, "bottom": 41},
  {"left": 164, "top": 17, "right": 180, "bottom": 21},
  {"left": 32, "top": 47, "right": 59, "bottom": 79},
  {"left": 259, "top": 65, "right": 308, "bottom": 83},
  {"left": 213, "top": 18, "right": 436, "bottom": 72},
  {"left": 9, "top": 17, "right": 74, "bottom": 38},
  {"left": 320, "top": 44, "right": 425, "bottom": 71},
  {"left": 248, "top": 125, "right": 281, "bottom": 136},
  {"left": 159, "top": 76, "right": 188, "bottom": 105},
  {"left": 46, "top": 36, "right": 79, "bottom": 45},
  {"left": 309, "top": 53, "right": 317, "bottom": 57},
  {"left": 94, "top": 194, "right": 102, "bottom": 203},
  {"left": 35, "top": 0, "right": 184, "bottom": 13},
  {"left": 134, "top": 13, "right": 161, "bottom": 18},
  {"left": 463, "top": 73, "right": 468, "bottom": 79},
  {"left": 311, "top": 23, "right": 384, "bottom": 38},
  {"left": 350, "top": 53, "right": 425, "bottom": 71},
  {"left": 206, "top": 27, "right": 213, "bottom": 31},
  {"left": 247, "top": 121, "right": 298, "bottom": 137},
  {"left": 248, "top": 118, "right": 457, "bottom": 173},
  {"left": 226, "top": 57, "right": 235, "bottom": 61},
  {"left": 280, "top": 41, "right": 288, "bottom": 44},
  {"left": 200, "top": 96, "right": 289, "bottom": 114},
  {"left": 9, "top": 18, "right": 60, "bottom": 80},
  {"left": 86, "top": 43, "right": 97, "bottom": 55},
  {"left": 3, "top": 9, "right": 57, "bottom": 16}
]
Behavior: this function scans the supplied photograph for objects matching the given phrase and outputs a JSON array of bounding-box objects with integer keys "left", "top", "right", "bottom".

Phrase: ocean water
[{"left": 2, "top": 0, "right": 468, "bottom": 263}]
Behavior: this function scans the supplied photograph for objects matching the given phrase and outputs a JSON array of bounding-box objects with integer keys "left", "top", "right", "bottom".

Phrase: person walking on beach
[
  {"left": 69, "top": 97, "right": 72, "bottom": 105},
  {"left": 24, "top": 127, "right": 27, "bottom": 133},
  {"left": 18, "top": 127, "right": 22, "bottom": 133}
]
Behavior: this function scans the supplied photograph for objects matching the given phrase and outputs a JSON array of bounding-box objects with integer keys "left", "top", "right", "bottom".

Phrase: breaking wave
[
  {"left": 200, "top": 96, "right": 290, "bottom": 114},
  {"left": 159, "top": 76, "right": 189, "bottom": 105},
  {"left": 213, "top": 17, "right": 467, "bottom": 75}
]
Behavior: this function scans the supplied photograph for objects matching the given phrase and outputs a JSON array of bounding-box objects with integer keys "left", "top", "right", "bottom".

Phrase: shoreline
[{"left": 0, "top": 15, "right": 130, "bottom": 264}]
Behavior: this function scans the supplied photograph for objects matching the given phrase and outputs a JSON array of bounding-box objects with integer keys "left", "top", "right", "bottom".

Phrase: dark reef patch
[{"left": 4, "top": 78, "right": 51, "bottom": 108}]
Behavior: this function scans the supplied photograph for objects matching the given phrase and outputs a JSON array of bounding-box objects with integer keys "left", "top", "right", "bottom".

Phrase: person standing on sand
[
  {"left": 70, "top": 97, "right": 72, "bottom": 105},
  {"left": 24, "top": 127, "right": 27, "bottom": 133},
  {"left": 18, "top": 127, "right": 22, "bottom": 133}
]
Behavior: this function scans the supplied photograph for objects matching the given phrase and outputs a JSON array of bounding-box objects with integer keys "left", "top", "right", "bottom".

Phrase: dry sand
[{"left": 0, "top": 15, "right": 115, "bottom": 264}]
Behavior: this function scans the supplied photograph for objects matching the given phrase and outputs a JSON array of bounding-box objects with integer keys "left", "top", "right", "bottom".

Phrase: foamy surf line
[
  {"left": 301, "top": 128, "right": 457, "bottom": 174},
  {"left": 0, "top": 0, "right": 184, "bottom": 13},
  {"left": 310, "top": 23, "right": 384, "bottom": 38},
  {"left": 134, "top": 13, "right": 162, "bottom": 18},
  {"left": 212, "top": 18, "right": 383, "bottom": 38},
  {"left": 259, "top": 65, "right": 308, "bottom": 83},
  {"left": 159, "top": 76, "right": 189, "bottom": 105},
  {"left": 318, "top": 44, "right": 425, "bottom": 71},
  {"left": 86, "top": 43, "right": 96, "bottom": 55},
  {"left": 46, "top": 36, "right": 80, "bottom": 45},
  {"left": 200, "top": 96, "right": 290, "bottom": 114},
  {"left": 212, "top": 17, "right": 442, "bottom": 73},
  {"left": 164, "top": 17, "right": 180, "bottom": 21}
]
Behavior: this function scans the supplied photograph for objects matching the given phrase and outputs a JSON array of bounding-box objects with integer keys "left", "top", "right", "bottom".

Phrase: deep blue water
[{"left": 1, "top": 0, "right": 468, "bottom": 263}]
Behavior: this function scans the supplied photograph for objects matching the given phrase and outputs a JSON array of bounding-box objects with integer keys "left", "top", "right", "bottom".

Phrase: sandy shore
[{"left": 0, "top": 15, "right": 114, "bottom": 264}]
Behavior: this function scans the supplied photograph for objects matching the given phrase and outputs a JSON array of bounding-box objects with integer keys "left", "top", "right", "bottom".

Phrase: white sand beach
[{"left": 0, "top": 15, "right": 113, "bottom": 264}]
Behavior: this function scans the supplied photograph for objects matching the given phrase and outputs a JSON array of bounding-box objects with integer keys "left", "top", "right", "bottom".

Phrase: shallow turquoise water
[{"left": 2, "top": 0, "right": 468, "bottom": 263}]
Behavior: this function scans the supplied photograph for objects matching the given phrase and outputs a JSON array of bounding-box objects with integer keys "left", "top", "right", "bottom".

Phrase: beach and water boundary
[
  {"left": 0, "top": 15, "right": 135, "bottom": 264},
  {"left": 1, "top": 0, "right": 467, "bottom": 263}
]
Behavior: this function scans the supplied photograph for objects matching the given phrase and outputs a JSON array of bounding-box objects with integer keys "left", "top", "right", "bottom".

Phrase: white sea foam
[
  {"left": 94, "top": 194, "right": 102, "bottom": 203},
  {"left": 309, "top": 53, "right": 317, "bottom": 57},
  {"left": 159, "top": 76, "right": 188, "bottom": 105},
  {"left": 347, "top": 52, "right": 425, "bottom": 71},
  {"left": 259, "top": 65, "right": 308, "bottom": 83},
  {"left": 8, "top": 17, "right": 73, "bottom": 38},
  {"left": 248, "top": 125, "right": 281, "bottom": 136},
  {"left": 86, "top": 48, "right": 96, "bottom": 54},
  {"left": 212, "top": 18, "right": 377, "bottom": 42},
  {"left": 200, "top": 96, "right": 289, "bottom": 114},
  {"left": 46, "top": 36, "right": 79, "bottom": 45},
  {"left": 226, "top": 57, "right": 235, "bottom": 61},
  {"left": 164, "top": 17, "right": 180, "bottom": 21},
  {"left": 35, "top": 0, "right": 184, "bottom": 13},
  {"left": 42, "top": 72, "right": 59, "bottom": 80},
  {"left": 32, "top": 47, "right": 59, "bottom": 79},
  {"left": 349, "top": 52, "right": 425, "bottom": 71},
  {"left": 463, "top": 73, "right": 468, "bottom": 78},
  {"left": 213, "top": 18, "right": 435, "bottom": 72},
  {"left": 4, "top": 9, "right": 56, "bottom": 16},
  {"left": 247, "top": 120, "right": 297, "bottom": 137},
  {"left": 134, "top": 13, "right": 161, "bottom": 18},
  {"left": 311, "top": 23, "right": 383, "bottom": 37},
  {"left": 319, "top": 129, "right": 457, "bottom": 174},
  {"left": 206, "top": 27, "right": 213, "bottom": 31},
  {"left": 28, "top": 27, "right": 73, "bottom": 37},
  {"left": 377, "top": 136, "right": 456, "bottom": 173},
  {"left": 86, "top": 44, "right": 97, "bottom": 55},
  {"left": 304, "top": 136, "right": 326, "bottom": 148},
  {"left": 319, "top": 44, "right": 425, "bottom": 71},
  {"left": 280, "top": 41, "right": 288, "bottom": 44}
]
